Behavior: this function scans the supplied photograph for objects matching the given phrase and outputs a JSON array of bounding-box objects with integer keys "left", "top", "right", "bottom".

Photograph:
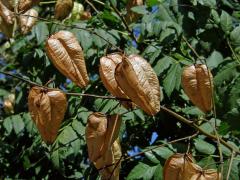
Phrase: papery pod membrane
[
  {"left": 55, "top": 0, "right": 73, "bottom": 20},
  {"left": 111, "top": 139, "right": 122, "bottom": 179},
  {"left": 99, "top": 53, "right": 134, "bottom": 109},
  {"left": 18, "top": 0, "right": 40, "bottom": 13},
  {"left": 95, "top": 139, "right": 122, "bottom": 180},
  {"left": 190, "top": 169, "right": 221, "bottom": 180},
  {"left": 102, "top": 114, "right": 122, "bottom": 153},
  {"left": 86, "top": 112, "right": 107, "bottom": 162},
  {"left": 181, "top": 64, "right": 213, "bottom": 113},
  {"left": 115, "top": 54, "right": 160, "bottom": 115},
  {"left": 0, "top": 0, "right": 15, "bottom": 11},
  {"left": 163, "top": 153, "right": 194, "bottom": 180},
  {"left": 86, "top": 113, "right": 122, "bottom": 180},
  {"left": 0, "top": 16, "right": 14, "bottom": 38},
  {"left": 0, "top": 1, "right": 14, "bottom": 24},
  {"left": 126, "top": 0, "right": 143, "bottom": 23},
  {"left": 28, "top": 87, "right": 67, "bottom": 144},
  {"left": 178, "top": 157, "right": 200, "bottom": 180},
  {"left": 45, "top": 30, "right": 89, "bottom": 88},
  {"left": 19, "top": 8, "right": 38, "bottom": 34}
]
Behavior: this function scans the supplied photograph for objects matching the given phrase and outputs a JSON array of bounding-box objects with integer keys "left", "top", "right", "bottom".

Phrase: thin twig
[
  {"left": 97, "top": 132, "right": 199, "bottom": 171},
  {"left": 161, "top": 106, "right": 240, "bottom": 154},
  {"left": 183, "top": 34, "right": 224, "bottom": 176},
  {"left": 85, "top": 0, "right": 99, "bottom": 13},
  {"left": 226, "top": 151, "right": 235, "bottom": 180},
  {"left": 1, "top": 70, "right": 239, "bottom": 155},
  {"left": 109, "top": 1, "right": 137, "bottom": 42},
  {"left": 13, "top": 12, "right": 123, "bottom": 52},
  {"left": 227, "top": 39, "right": 240, "bottom": 65},
  {"left": 0, "top": 70, "right": 42, "bottom": 87},
  {"left": 182, "top": 35, "right": 205, "bottom": 64}
]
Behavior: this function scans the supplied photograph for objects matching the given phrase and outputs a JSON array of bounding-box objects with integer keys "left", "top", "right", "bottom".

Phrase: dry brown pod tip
[
  {"left": 181, "top": 64, "right": 213, "bottom": 113},
  {"left": 18, "top": 0, "right": 40, "bottom": 13},
  {"left": 55, "top": 0, "right": 73, "bottom": 20},
  {"left": 115, "top": 54, "right": 160, "bottom": 115},
  {"left": 45, "top": 30, "right": 89, "bottom": 88},
  {"left": 86, "top": 112, "right": 122, "bottom": 180},
  {"left": 19, "top": 8, "right": 38, "bottom": 34},
  {"left": 28, "top": 87, "right": 67, "bottom": 144},
  {"left": 99, "top": 53, "right": 135, "bottom": 109},
  {"left": 0, "top": 0, "right": 14, "bottom": 24}
]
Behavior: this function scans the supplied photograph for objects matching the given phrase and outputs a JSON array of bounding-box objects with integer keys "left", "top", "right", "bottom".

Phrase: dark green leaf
[
  {"left": 163, "top": 63, "right": 182, "bottom": 97},
  {"left": 127, "top": 162, "right": 159, "bottom": 180},
  {"left": 220, "top": 10, "right": 233, "bottom": 34},
  {"left": 33, "top": 22, "right": 49, "bottom": 45},
  {"left": 194, "top": 138, "right": 216, "bottom": 155},
  {"left": 207, "top": 51, "right": 224, "bottom": 69}
]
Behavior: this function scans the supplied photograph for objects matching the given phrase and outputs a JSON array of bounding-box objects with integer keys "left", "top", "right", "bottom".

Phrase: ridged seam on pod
[
  {"left": 45, "top": 30, "right": 89, "bottom": 88},
  {"left": 0, "top": 0, "right": 14, "bottom": 24},
  {"left": 115, "top": 54, "right": 160, "bottom": 115},
  {"left": 18, "top": 0, "right": 40, "bottom": 13},
  {"left": 19, "top": 8, "right": 38, "bottom": 34},
  {"left": 181, "top": 64, "right": 213, "bottom": 113},
  {"left": 55, "top": 0, "right": 73, "bottom": 20},
  {"left": 163, "top": 153, "right": 194, "bottom": 180},
  {"left": 28, "top": 87, "right": 67, "bottom": 144},
  {"left": 85, "top": 113, "right": 122, "bottom": 180},
  {"left": 99, "top": 53, "right": 134, "bottom": 109}
]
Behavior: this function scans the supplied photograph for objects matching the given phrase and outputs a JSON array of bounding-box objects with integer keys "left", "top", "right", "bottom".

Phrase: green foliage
[{"left": 0, "top": 0, "right": 240, "bottom": 179}]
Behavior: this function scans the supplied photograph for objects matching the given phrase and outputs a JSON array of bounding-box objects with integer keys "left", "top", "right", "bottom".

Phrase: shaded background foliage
[{"left": 0, "top": 0, "right": 240, "bottom": 179}]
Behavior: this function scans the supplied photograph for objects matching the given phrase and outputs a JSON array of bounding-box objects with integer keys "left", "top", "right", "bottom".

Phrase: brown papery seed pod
[
  {"left": 115, "top": 54, "right": 160, "bottom": 115},
  {"left": 163, "top": 153, "right": 196, "bottom": 180},
  {"left": 86, "top": 113, "right": 122, "bottom": 180},
  {"left": 80, "top": 11, "right": 92, "bottom": 20},
  {"left": 28, "top": 87, "right": 67, "bottom": 144},
  {"left": 45, "top": 30, "right": 89, "bottom": 88},
  {"left": 126, "top": 0, "right": 143, "bottom": 23},
  {"left": 0, "top": 0, "right": 15, "bottom": 11},
  {"left": 181, "top": 64, "right": 213, "bottom": 113},
  {"left": 97, "top": 139, "right": 122, "bottom": 180},
  {"left": 55, "top": 0, "right": 73, "bottom": 20},
  {"left": 99, "top": 53, "right": 135, "bottom": 109},
  {"left": 0, "top": 16, "right": 14, "bottom": 38},
  {"left": 190, "top": 169, "right": 221, "bottom": 180},
  {"left": 18, "top": 0, "right": 40, "bottom": 13},
  {"left": 85, "top": 112, "right": 107, "bottom": 162},
  {"left": 19, "top": 8, "right": 38, "bottom": 34},
  {"left": 0, "top": 0, "right": 14, "bottom": 24}
]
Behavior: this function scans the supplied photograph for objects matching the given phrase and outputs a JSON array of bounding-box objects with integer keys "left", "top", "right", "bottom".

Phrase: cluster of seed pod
[
  {"left": 100, "top": 53, "right": 161, "bottom": 115},
  {"left": 0, "top": 0, "right": 38, "bottom": 37},
  {"left": 16, "top": 1, "right": 215, "bottom": 178}
]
